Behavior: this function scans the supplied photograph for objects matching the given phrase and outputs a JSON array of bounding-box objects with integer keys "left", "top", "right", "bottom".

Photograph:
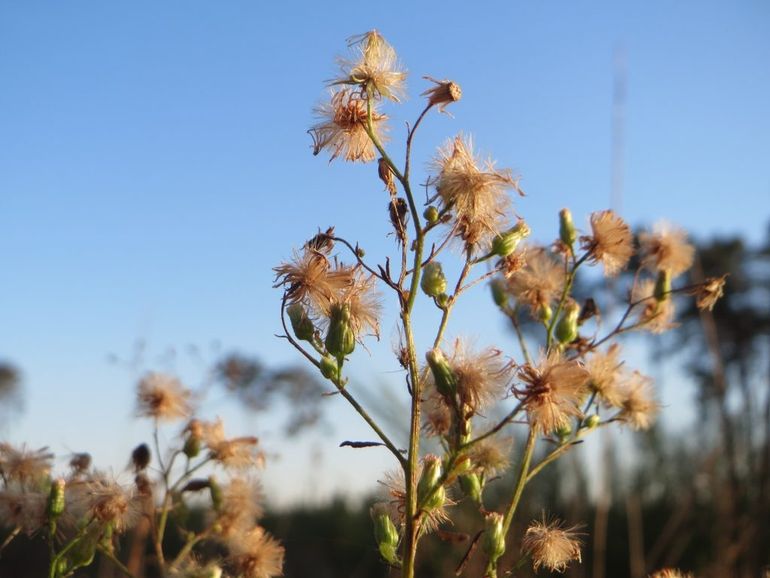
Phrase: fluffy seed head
[
  {"left": 215, "top": 477, "right": 264, "bottom": 537},
  {"left": 431, "top": 135, "right": 521, "bottom": 250},
  {"left": 309, "top": 89, "right": 387, "bottom": 162},
  {"left": 136, "top": 372, "right": 193, "bottom": 421},
  {"left": 0, "top": 443, "right": 53, "bottom": 486},
  {"left": 632, "top": 279, "right": 677, "bottom": 334},
  {"left": 648, "top": 569, "right": 694, "bottom": 578},
  {"left": 585, "top": 344, "right": 625, "bottom": 407},
  {"left": 690, "top": 274, "right": 727, "bottom": 311},
  {"left": 202, "top": 419, "right": 265, "bottom": 470},
  {"left": 421, "top": 76, "right": 462, "bottom": 113},
  {"left": 619, "top": 371, "right": 659, "bottom": 430},
  {"left": 516, "top": 352, "right": 590, "bottom": 434},
  {"left": 581, "top": 210, "right": 634, "bottom": 276},
  {"left": 227, "top": 526, "right": 285, "bottom": 578},
  {"left": 521, "top": 516, "right": 582, "bottom": 573},
  {"left": 639, "top": 222, "right": 695, "bottom": 278},
  {"left": 335, "top": 30, "right": 407, "bottom": 102},
  {"left": 506, "top": 246, "right": 565, "bottom": 316}
]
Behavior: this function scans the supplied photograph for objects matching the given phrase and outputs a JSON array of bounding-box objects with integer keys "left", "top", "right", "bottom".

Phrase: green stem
[{"left": 502, "top": 428, "right": 537, "bottom": 536}]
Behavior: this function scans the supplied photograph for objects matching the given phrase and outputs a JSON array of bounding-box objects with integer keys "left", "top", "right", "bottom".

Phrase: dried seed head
[
  {"left": 0, "top": 485, "right": 47, "bottom": 534},
  {"left": 202, "top": 419, "right": 265, "bottom": 470},
  {"left": 632, "top": 279, "right": 677, "bottom": 334},
  {"left": 309, "top": 89, "right": 388, "bottom": 162},
  {"left": 335, "top": 30, "right": 407, "bottom": 102},
  {"left": 0, "top": 443, "right": 53, "bottom": 486},
  {"left": 226, "top": 526, "right": 285, "bottom": 578},
  {"left": 421, "top": 76, "right": 462, "bottom": 113},
  {"left": 136, "top": 372, "right": 193, "bottom": 422},
  {"left": 516, "top": 352, "right": 590, "bottom": 435},
  {"left": 506, "top": 246, "right": 566, "bottom": 317},
  {"left": 580, "top": 210, "right": 634, "bottom": 277},
  {"left": 469, "top": 437, "right": 511, "bottom": 477},
  {"left": 585, "top": 344, "right": 625, "bottom": 407},
  {"left": 648, "top": 569, "right": 694, "bottom": 578},
  {"left": 521, "top": 516, "right": 582, "bottom": 573},
  {"left": 69, "top": 453, "right": 92, "bottom": 475},
  {"left": 215, "top": 477, "right": 264, "bottom": 537},
  {"left": 69, "top": 475, "right": 141, "bottom": 532},
  {"left": 431, "top": 135, "right": 521, "bottom": 251},
  {"left": 689, "top": 274, "right": 727, "bottom": 311},
  {"left": 130, "top": 444, "right": 151, "bottom": 473},
  {"left": 619, "top": 371, "right": 659, "bottom": 430},
  {"left": 639, "top": 222, "right": 695, "bottom": 278}
]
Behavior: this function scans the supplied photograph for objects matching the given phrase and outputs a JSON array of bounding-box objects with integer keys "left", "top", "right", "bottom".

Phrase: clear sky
[{"left": 1, "top": 0, "right": 768, "bottom": 506}]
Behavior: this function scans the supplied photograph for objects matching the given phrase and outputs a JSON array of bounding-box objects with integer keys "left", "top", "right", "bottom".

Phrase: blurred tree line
[{"left": 2, "top": 228, "right": 768, "bottom": 577}]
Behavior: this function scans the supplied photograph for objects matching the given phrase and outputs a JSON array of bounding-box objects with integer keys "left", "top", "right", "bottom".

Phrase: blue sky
[{"left": 1, "top": 0, "right": 768, "bottom": 505}]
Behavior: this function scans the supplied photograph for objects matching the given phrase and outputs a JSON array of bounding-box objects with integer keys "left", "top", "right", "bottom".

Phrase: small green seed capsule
[
  {"left": 209, "top": 476, "right": 223, "bottom": 512},
  {"left": 483, "top": 512, "right": 506, "bottom": 562},
  {"left": 421, "top": 262, "right": 448, "bottom": 298},
  {"left": 459, "top": 473, "right": 483, "bottom": 504},
  {"left": 490, "top": 278, "right": 508, "bottom": 308},
  {"left": 559, "top": 208, "right": 577, "bottom": 248},
  {"left": 491, "top": 220, "right": 531, "bottom": 257},
  {"left": 555, "top": 301, "right": 581, "bottom": 344},
  {"left": 538, "top": 304, "right": 553, "bottom": 323},
  {"left": 556, "top": 423, "right": 572, "bottom": 439},
  {"left": 319, "top": 355, "right": 338, "bottom": 380},
  {"left": 417, "top": 455, "right": 445, "bottom": 510},
  {"left": 654, "top": 270, "right": 671, "bottom": 302},
  {"left": 371, "top": 504, "right": 400, "bottom": 565},
  {"left": 287, "top": 303, "right": 316, "bottom": 342},
  {"left": 584, "top": 414, "right": 601, "bottom": 430},
  {"left": 423, "top": 206, "right": 439, "bottom": 224},
  {"left": 47, "top": 478, "right": 66, "bottom": 520},
  {"left": 325, "top": 303, "right": 355, "bottom": 359},
  {"left": 426, "top": 348, "right": 457, "bottom": 398}
]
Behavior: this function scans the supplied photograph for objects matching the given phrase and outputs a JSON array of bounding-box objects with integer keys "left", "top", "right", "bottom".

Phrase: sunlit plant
[{"left": 274, "top": 30, "right": 726, "bottom": 578}]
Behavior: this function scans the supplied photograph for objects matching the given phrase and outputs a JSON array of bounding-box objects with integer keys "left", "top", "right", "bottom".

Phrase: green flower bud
[
  {"left": 417, "top": 455, "right": 445, "bottom": 510},
  {"left": 491, "top": 220, "right": 531, "bottom": 257},
  {"left": 556, "top": 422, "right": 572, "bottom": 440},
  {"left": 183, "top": 420, "right": 203, "bottom": 458},
  {"left": 559, "top": 208, "right": 577, "bottom": 248},
  {"left": 555, "top": 301, "right": 581, "bottom": 344},
  {"left": 459, "top": 473, "right": 483, "bottom": 504},
  {"left": 47, "top": 478, "right": 66, "bottom": 521},
  {"left": 426, "top": 348, "right": 457, "bottom": 398},
  {"left": 584, "top": 414, "right": 601, "bottom": 430},
  {"left": 319, "top": 355, "right": 338, "bottom": 380},
  {"left": 371, "top": 504, "right": 400, "bottom": 565},
  {"left": 654, "top": 270, "right": 671, "bottom": 302},
  {"left": 490, "top": 278, "right": 508, "bottom": 308},
  {"left": 421, "top": 262, "right": 447, "bottom": 298},
  {"left": 483, "top": 512, "right": 506, "bottom": 562},
  {"left": 538, "top": 303, "right": 553, "bottom": 324},
  {"left": 423, "top": 206, "right": 439, "bottom": 224},
  {"left": 209, "top": 476, "right": 223, "bottom": 512},
  {"left": 325, "top": 303, "right": 355, "bottom": 359},
  {"left": 287, "top": 303, "right": 315, "bottom": 342}
]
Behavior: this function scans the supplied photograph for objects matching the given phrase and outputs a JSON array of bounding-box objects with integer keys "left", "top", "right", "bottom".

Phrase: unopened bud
[
  {"left": 426, "top": 348, "right": 457, "bottom": 398},
  {"left": 459, "top": 473, "right": 482, "bottom": 504},
  {"left": 325, "top": 303, "right": 355, "bottom": 359},
  {"left": 184, "top": 419, "right": 203, "bottom": 458},
  {"left": 490, "top": 278, "right": 508, "bottom": 308},
  {"left": 209, "top": 476, "right": 222, "bottom": 512},
  {"left": 423, "top": 206, "right": 439, "bottom": 224},
  {"left": 538, "top": 304, "right": 553, "bottom": 323},
  {"left": 556, "top": 423, "right": 572, "bottom": 439},
  {"left": 654, "top": 270, "right": 671, "bottom": 302},
  {"left": 584, "top": 414, "right": 601, "bottom": 430},
  {"left": 287, "top": 303, "right": 315, "bottom": 342},
  {"left": 47, "top": 478, "right": 66, "bottom": 521},
  {"left": 417, "top": 455, "right": 445, "bottom": 510},
  {"left": 559, "top": 208, "right": 577, "bottom": 248},
  {"left": 319, "top": 355, "right": 338, "bottom": 380},
  {"left": 483, "top": 512, "right": 506, "bottom": 562},
  {"left": 491, "top": 220, "right": 531, "bottom": 258},
  {"left": 371, "top": 503, "right": 400, "bottom": 565},
  {"left": 421, "top": 262, "right": 447, "bottom": 298},
  {"left": 555, "top": 300, "right": 580, "bottom": 344},
  {"left": 131, "top": 443, "right": 151, "bottom": 472}
]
